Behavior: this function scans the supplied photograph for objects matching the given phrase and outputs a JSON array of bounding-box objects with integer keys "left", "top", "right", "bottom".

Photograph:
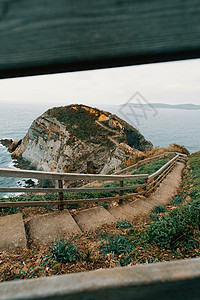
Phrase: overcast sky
[{"left": 0, "top": 58, "right": 200, "bottom": 107}]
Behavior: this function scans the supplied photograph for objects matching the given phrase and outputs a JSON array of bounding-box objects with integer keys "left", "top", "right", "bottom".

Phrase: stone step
[
  {"left": 129, "top": 199, "right": 153, "bottom": 216},
  {"left": 73, "top": 206, "right": 116, "bottom": 232},
  {"left": 0, "top": 213, "right": 27, "bottom": 251},
  {"left": 108, "top": 204, "right": 140, "bottom": 221},
  {"left": 26, "top": 210, "right": 82, "bottom": 246}
]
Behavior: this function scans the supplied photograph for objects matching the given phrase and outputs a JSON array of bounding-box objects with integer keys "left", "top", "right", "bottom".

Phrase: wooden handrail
[
  {"left": 148, "top": 155, "right": 179, "bottom": 181},
  {"left": 0, "top": 168, "right": 148, "bottom": 181},
  {"left": 0, "top": 184, "right": 145, "bottom": 194},
  {"left": 0, "top": 152, "right": 186, "bottom": 208},
  {"left": 114, "top": 151, "right": 185, "bottom": 175}
]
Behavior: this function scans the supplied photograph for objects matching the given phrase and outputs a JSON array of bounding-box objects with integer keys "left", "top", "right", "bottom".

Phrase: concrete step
[
  {"left": 73, "top": 206, "right": 116, "bottom": 232},
  {"left": 0, "top": 213, "right": 27, "bottom": 251},
  {"left": 108, "top": 204, "right": 140, "bottom": 221},
  {"left": 129, "top": 199, "right": 153, "bottom": 216},
  {"left": 26, "top": 210, "right": 82, "bottom": 246}
]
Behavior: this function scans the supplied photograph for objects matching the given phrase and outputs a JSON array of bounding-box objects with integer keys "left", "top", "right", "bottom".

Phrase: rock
[
  {"left": 0, "top": 138, "right": 13, "bottom": 148},
  {"left": 0, "top": 138, "right": 22, "bottom": 154},
  {"left": 10, "top": 104, "right": 153, "bottom": 174},
  {"left": 8, "top": 139, "right": 22, "bottom": 152},
  {"left": 24, "top": 179, "right": 35, "bottom": 187}
]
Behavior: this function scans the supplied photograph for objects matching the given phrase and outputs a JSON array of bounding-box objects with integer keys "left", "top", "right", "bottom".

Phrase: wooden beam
[
  {"left": 0, "top": 168, "right": 148, "bottom": 181},
  {"left": 0, "top": 195, "right": 131, "bottom": 207},
  {"left": 0, "top": 184, "right": 145, "bottom": 194},
  {"left": 0, "top": 1, "right": 200, "bottom": 79}
]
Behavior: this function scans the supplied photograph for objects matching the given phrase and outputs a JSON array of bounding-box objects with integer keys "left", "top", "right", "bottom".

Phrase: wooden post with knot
[
  {"left": 58, "top": 179, "right": 64, "bottom": 210},
  {"left": 119, "top": 180, "right": 124, "bottom": 204}
]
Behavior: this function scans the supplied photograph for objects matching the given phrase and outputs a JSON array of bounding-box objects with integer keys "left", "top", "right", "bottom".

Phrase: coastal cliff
[{"left": 6, "top": 105, "right": 153, "bottom": 174}]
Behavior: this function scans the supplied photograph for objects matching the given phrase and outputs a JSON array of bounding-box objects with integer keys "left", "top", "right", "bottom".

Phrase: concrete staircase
[{"left": 0, "top": 162, "right": 185, "bottom": 251}]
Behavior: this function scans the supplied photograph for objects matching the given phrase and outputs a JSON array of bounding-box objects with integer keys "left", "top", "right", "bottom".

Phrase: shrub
[
  {"left": 0, "top": 207, "right": 19, "bottom": 215},
  {"left": 100, "top": 233, "right": 135, "bottom": 266},
  {"left": 150, "top": 213, "right": 160, "bottom": 221},
  {"left": 65, "top": 203, "right": 80, "bottom": 209},
  {"left": 152, "top": 205, "right": 167, "bottom": 213},
  {"left": 147, "top": 200, "right": 200, "bottom": 249},
  {"left": 190, "top": 189, "right": 200, "bottom": 200},
  {"left": 49, "top": 237, "right": 81, "bottom": 263},
  {"left": 101, "top": 202, "right": 108, "bottom": 209},
  {"left": 116, "top": 219, "right": 133, "bottom": 228},
  {"left": 171, "top": 196, "right": 184, "bottom": 205}
]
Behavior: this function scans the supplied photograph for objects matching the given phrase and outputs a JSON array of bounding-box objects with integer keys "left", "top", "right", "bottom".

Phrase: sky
[{"left": 0, "top": 58, "right": 200, "bottom": 107}]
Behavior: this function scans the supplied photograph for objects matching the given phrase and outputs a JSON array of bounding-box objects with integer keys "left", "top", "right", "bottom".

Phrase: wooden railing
[
  {"left": 0, "top": 152, "right": 187, "bottom": 209},
  {"left": 114, "top": 151, "right": 186, "bottom": 175}
]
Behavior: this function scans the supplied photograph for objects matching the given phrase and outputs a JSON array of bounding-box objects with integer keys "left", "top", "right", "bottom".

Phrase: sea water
[{"left": 0, "top": 102, "right": 50, "bottom": 196}]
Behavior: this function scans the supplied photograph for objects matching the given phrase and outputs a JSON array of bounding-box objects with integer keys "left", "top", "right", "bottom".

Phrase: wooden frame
[{"left": 0, "top": 1, "right": 200, "bottom": 79}]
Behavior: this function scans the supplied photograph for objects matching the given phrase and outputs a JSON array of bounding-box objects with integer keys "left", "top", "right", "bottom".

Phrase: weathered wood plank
[
  {"left": 0, "top": 184, "right": 144, "bottom": 194},
  {"left": 0, "top": 168, "right": 148, "bottom": 181},
  {"left": 0, "top": 195, "right": 131, "bottom": 207},
  {"left": 0, "top": 1, "right": 200, "bottom": 78}
]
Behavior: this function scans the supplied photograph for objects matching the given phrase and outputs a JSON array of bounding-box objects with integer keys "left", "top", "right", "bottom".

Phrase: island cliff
[{"left": 7, "top": 105, "right": 153, "bottom": 174}]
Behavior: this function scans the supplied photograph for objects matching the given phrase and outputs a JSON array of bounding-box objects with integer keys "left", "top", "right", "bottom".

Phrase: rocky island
[{"left": 1, "top": 104, "right": 153, "bottom": 174}]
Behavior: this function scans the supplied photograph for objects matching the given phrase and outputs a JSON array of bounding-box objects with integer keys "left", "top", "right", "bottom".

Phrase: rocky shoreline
[{"left": 0, "top": 139, "right": 56, "bottom": 189}]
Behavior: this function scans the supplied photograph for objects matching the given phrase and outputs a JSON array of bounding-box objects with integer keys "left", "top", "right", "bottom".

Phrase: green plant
[
  {"left": 132, "top": 158, "right": 169, "bottom": 176},
  {"left": 49, "top": 237, "right": 81, "bottom": 263},
  {"left": 0, "top": 206, "right": 19, "bottom": 215},
  {"left": 190, "top": 189, "right": 200, "bottom": 200},
  {"left": 65, "top": 203, "right": 80, "bottom": 209},
  {"left": 147, "top": 199, "right": 200, "bottom": 249},
  {"left": 100, "top": 234, "right": 135, "bottom": 266},
  {"left": 100, "top": 233, "right": 135, "bottom": 266},
  {"left": 152, "top": 205, "right": 167, "bottom": 213},
  {"left": 116, "top": 219, "right": 133, "bottom": 228},
  {"left": 150, "top": 213, "right": 160, "bottom": 221},
  {"left": 171, "top": 196, "right": 184, "bottom": 205},
  {"left": 44, "top": 205, "right": 54, "bottom": 211},
  {"left": 101, "top": 202, "right": 108, "bottom": 209},
  {"left": 100, "top": 234, "right": 134, "bottom": 256}
]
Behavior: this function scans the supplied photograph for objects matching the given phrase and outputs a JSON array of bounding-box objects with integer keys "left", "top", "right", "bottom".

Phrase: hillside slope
[{"left": 9, "top": 104, "right": 152, "bottom": 174}]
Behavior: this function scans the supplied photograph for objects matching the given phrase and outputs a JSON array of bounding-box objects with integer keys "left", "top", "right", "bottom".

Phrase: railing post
[
  {"left": 58, "top": 179, "right": 64, "bottom": 211},
  {"left": 119, "top": 180, "right": 124, "bottom": 204},
  {"left": 144, "top": 177, "right": 148, "bottom": 196}
]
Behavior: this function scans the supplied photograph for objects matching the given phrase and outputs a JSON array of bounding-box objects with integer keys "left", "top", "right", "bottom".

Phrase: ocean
[
  {"left": 0, "top": 102, "right": 50, "bottom": 195},
  {"left": 0, "top": 102, "right": 200, "bottom": 194}
]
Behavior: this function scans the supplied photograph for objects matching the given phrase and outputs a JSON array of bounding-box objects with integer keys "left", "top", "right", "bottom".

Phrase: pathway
[{"left": 0, "top": 162, "right": 185, "bottom": 250}]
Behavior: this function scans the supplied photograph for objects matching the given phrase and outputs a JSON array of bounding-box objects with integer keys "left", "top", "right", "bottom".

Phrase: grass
[
  {"left": 100, "top": 233, "right": 135, "bottom": 266},
  {"left": 47, "top": 105, "right": 119, "bottom": 146},
  {"left": 132, "top": 158, "right": 169, "bottom": 175},
  {"left": 48, "top": 237, "right": 81, "bottom": 263},
  {"left": 152, "top": 205, "right": 168, "bottom": 213},
  {"left": 171, "top": 195, "right": 184, "bottom": 205},
  {"left": 147, "top": 199, "right": 200, "bottom": 249},
  {"left": 116, "top": 219, "right": 133, "bottom": 228},
  {"left": 0, "top": 207, "right": 19, "bottom": 215}
]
